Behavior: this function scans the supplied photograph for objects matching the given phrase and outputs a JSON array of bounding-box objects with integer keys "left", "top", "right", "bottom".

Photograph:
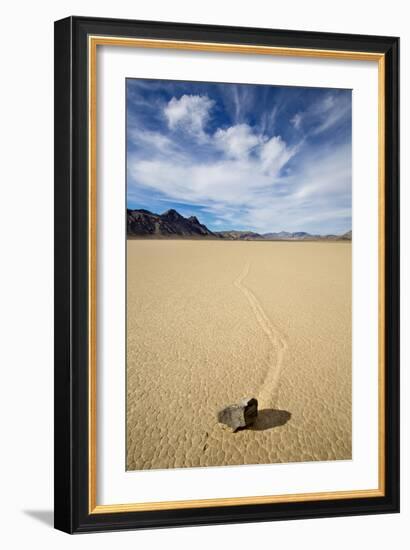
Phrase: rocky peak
[{"left": 161, "top": 209, "right": 183, "bottom": 221}]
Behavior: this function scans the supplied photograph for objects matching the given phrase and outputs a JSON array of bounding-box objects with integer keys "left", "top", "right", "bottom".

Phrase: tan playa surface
[{"left": 127, "top": 240, "right": 352, "bottom": 470}]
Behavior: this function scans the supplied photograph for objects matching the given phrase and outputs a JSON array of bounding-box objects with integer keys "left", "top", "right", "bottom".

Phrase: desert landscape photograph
[{"left": 126, "top": 78, "right": 352, "bottom": 471}]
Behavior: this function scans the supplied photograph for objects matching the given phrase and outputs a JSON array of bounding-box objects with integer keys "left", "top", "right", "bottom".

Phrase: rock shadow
[{"left": 250, "top": 408, "right": 291, "bottom": 431}]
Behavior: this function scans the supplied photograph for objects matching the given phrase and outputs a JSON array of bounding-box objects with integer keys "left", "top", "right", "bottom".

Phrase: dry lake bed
[{"left": 126, "top": 240, "right": 352, "bottom": 471}]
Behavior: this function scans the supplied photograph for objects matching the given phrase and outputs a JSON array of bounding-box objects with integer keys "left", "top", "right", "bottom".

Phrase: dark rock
[
  {"left": 127, "top": 208, "right": 216, "bottom": 238},
  {"left": 217, "top": 397, "right": 258, "bottom": 432}
]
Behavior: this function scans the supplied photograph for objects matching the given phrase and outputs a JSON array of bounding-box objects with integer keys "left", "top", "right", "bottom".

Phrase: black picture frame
[{"left": 54, "top": 15, "right": 400, "bottom": 534}]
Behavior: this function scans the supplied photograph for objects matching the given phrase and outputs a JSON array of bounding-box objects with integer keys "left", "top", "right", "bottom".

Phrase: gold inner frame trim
[{"left": 88, "top": 35, "right": 386, "bottom": 514}]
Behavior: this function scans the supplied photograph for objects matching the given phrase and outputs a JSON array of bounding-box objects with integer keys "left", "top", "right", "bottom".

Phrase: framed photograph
[{"left": 54, "top": 16, "right": 399, "bottom": 533}]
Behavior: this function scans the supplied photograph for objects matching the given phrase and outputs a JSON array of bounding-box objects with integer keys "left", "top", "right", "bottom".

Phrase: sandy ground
[{"left": 127, "top": 240, "right": 352, "bottom": 470}]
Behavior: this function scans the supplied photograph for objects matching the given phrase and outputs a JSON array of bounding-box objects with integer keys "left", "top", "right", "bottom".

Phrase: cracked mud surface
[{"left": 127, "top": 240, "right": 352, "bottom": 470}]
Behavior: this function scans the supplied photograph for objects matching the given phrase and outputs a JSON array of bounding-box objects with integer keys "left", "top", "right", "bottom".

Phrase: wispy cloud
[
  {"left": 291, "top": 112, "right": 303, "bottom": 130},
  {"left": 295, "top": 92, "right": 352, "bottom": 137}
]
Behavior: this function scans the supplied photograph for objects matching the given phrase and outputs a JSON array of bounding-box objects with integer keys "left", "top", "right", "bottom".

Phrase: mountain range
[{"left": 127, "top": 208, "right": 352, "bottom": 241}]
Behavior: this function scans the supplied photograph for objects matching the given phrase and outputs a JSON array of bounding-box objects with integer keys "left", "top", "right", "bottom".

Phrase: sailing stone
[{"left": 217, "top": 397, "right": 258, "bottom": 432}]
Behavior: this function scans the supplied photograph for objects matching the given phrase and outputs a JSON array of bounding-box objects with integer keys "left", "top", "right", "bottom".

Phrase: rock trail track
[{"left": 233, "top": 262, "right": 288, "bottom": 407}]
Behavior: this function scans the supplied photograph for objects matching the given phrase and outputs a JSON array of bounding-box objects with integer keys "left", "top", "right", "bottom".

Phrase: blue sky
[{"left": 127, "top": 78, "right": 351, "bottom": 235}]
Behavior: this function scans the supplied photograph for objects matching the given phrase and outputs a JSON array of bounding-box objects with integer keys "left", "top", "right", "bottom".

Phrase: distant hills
[
  {"left": 127, "top": 208, "right": 352, "bottom": 241},
  {"left": 338, "top": 230, "right": 352, "bottom": 241}
]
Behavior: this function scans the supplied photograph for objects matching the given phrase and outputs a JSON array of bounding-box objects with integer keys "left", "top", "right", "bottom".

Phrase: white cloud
[
  {"left": 214, "top": 124, "right": 262, "bottom": 159},
  {"left": 214, "top": 124, "right": 296, "bottom": 176},
  {"left": 163, "top": 94, "right": 214, "bottom": 139},
  {"left": 259, "top": 136, "right": 296, "bottom": 176}
]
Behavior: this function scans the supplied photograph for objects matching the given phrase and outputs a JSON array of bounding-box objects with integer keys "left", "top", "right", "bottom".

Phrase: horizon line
[{"left": 127, "top": 207, "right": 351, "bottom": 237}]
